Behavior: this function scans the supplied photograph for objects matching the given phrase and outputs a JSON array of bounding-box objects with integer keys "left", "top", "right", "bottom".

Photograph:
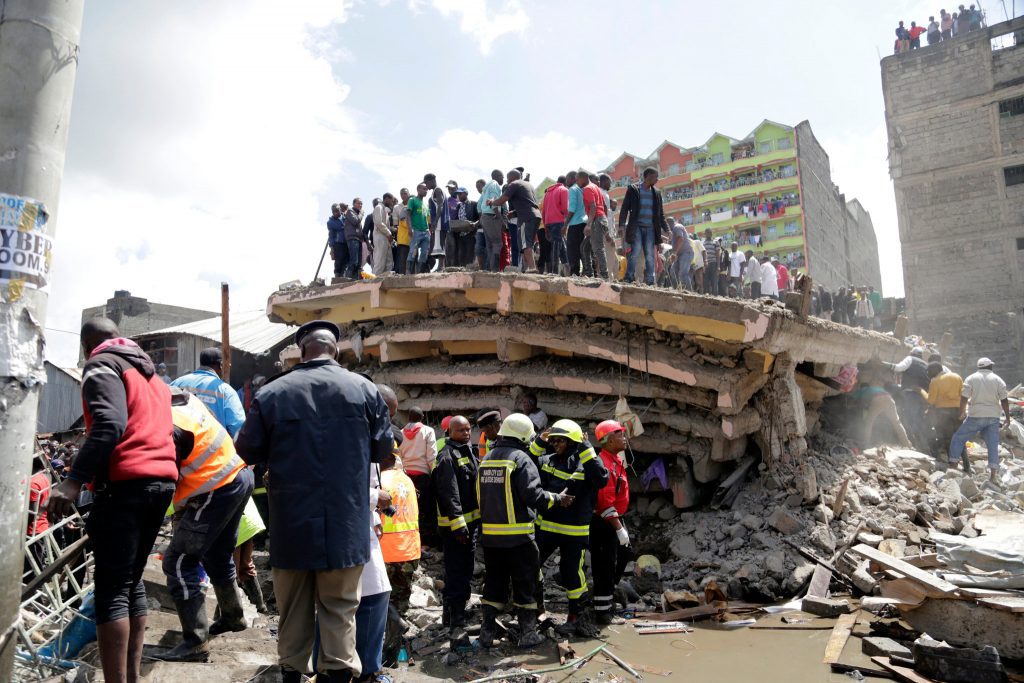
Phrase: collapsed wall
[{"left": 267, "top": 273, "right": 905, "bottom": 503}]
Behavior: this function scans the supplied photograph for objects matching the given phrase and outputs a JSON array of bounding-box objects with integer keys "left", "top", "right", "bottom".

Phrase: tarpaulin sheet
[{"left": 932, "top": 511, "right": 1024, "bottom": 589}]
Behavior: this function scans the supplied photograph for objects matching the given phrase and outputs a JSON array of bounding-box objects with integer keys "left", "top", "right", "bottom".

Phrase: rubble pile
[{"left": 630, "top": 438, "right": 1024, "bottom": 607}]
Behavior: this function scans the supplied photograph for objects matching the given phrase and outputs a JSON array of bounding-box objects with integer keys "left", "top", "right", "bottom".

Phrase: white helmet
[{"left": 497, "top": 413, "right": 536, "bottom": 442}]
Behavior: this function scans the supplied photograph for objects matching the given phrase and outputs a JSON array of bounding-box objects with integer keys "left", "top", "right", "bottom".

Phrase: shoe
[
  {"left": 316, "top": 670, "right": 353, "bottom": 682},
  {"left": 241, "top": 577, "right": 268, "bottom": 614},
  {"left": 209, "top": 582, "right": 247, "bottom": 636},
  {"left": 281, "top": 669, "right": 306, "bottom": 683},
  {"left": 478, "top": 605, "right": 499, "bottom": 648},
  {"left": 595, "top": 610, "right": 614, "bottom": 626},
  {"left": 516, "top": 608, "right": 545, "bottom": 648},
  {"left": 152, "top": 594, "right": 210, "bottom": 662},
  {"left": 572, "top": 609, "right": 601, "bottom": 638},
  {"left": 448, "top": 601, "right": 471, "bottom": 650}
]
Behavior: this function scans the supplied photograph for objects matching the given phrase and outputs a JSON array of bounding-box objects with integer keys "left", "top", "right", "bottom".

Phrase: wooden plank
[
  {"left": 979, "top": 596, "right": 1024, "bottom": 613},
  {"left": 871, "top": 656, "right": 938, "bottom": 683},
  {"left": 633, "top": 601, "right": 725, "bottom": 622},
  {"left": 851, "top": 544, "right": 959, "bottom": 594},
  {"left": 832, "top": 478, "right": 850, "bottom": 516},
  {"left": 806, "top": 564, "right": 832, "bottom": 598},
  {"left": 822, "top": 612, "right": 858, "bottom": 665}
]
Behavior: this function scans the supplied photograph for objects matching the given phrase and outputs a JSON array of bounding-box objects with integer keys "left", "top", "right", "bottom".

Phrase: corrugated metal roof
[{"left": 138, "top": 310, "right": 293, "bottom": 356}]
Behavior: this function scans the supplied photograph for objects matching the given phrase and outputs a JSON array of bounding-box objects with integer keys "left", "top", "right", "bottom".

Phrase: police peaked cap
[{"left": 295, "top": 320, "right": 341, "bottom": 346}]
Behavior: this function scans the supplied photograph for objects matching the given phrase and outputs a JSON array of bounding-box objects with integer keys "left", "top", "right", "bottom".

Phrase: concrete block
[
  {"left": 768, "top": 507, "right": 805, "bottom": 535},
  {"left": 801, "top": 595, "right": 853, "bottom": 618},
  {"left": 862, "top": 636, "right": 912, "bottom": 658}
]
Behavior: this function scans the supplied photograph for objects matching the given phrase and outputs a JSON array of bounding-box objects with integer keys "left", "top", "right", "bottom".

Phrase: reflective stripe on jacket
[
  {"left": 532, "top": 438, "right": 608, "bottom": 537},
  {"left": 379, "top": 469, "right": 421, "bottom": 563},
  {"left": 431, "top": 441, "right": 480, "bottom": 532},
  {"left": 171, "top": 392, "right": 245, "bottom": 506},
  {"left": 476, "top": 437, "right": 556, "bottom": 548}
]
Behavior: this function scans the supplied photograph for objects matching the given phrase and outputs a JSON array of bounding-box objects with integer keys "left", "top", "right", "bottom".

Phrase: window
[
  {"left": 1017, "top": 237, "right": 1024, "bottom": 250},
  {"left": 759, "top": 141, "right": 772, "bottom": 154},
  {"left": 780, "top": 164, "right": 796, "bottom": 178},
  {"left": 667, "top": 163, "right": 680, "bottom": 175},
  {"left": 784, "top": 221, "right": 799, "bottom": 235},
  {"left": 777, "top": 137, "right": 792, "bottom": 150},
  {"left": 999, "top": 96, "right": 1024, "bottom": 118},
  {"left": 1005, "top": 165, "right": 1024, "bottom": 187},
  {"left": 766, "top": 225, "right": 777, "bottom": 240}
]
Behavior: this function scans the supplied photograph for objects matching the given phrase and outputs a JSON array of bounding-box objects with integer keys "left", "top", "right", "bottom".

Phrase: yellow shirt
[
  {"left": 397, "top": 218, "right": 410, "bottom": 246},
  {"left": 927, "top": 371, "right": 964, "bottom": 408}
]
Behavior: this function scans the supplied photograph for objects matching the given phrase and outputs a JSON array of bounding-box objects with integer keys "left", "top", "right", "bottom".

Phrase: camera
[{"left": 381, "top": 504, "right": 397, "bottom": 517}]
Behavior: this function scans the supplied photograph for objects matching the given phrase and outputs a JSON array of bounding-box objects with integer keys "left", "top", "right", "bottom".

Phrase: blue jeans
[
  {"left": 949, "top": 416, "right": 1002, "bottom": 469},
  {"left": 356, "top": 590, "right": 390, "bottom": 675},
  {"left": 626, "top": 226, "right": 656, "bottom": 284},
  {"left": 673, "top": 252, "right": 693, "bottom": 289},
  {"left": 345, "top": 238, "right": 363, "bottom": 279},
  {"left": 408, "top": 231, "right": 430, "bottom": 272}
]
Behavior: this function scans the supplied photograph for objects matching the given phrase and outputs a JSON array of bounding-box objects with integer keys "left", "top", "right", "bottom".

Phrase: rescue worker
[
  {"left": 473, "top": 408, "right": 501, "bottom": 458},
  {"left": 477, "top": 414, "right": 572, "bottom": 648},
  {"left": 156, "top": 388, "right": 254, "bottom": 662},
  {"left": 379, "top": 448, "right": 421, "bottom": 658},
  {"left": 590, "top": 420, "right": 631, "bottom": 625},
  {"left": 431, "top": 415, "right": 479, "bottom": 648},
  {"left": 889, "top": 348, "right": 931, "bottom": 450},
  {"left": 529, "top": 419, "right": 608, "bottom": 637},
  {"left": 171, "top": 347, "right": 246, "bottom": 438}
]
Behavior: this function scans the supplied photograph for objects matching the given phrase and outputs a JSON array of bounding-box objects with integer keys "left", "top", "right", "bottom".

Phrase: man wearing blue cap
[{"left": 236, "top": 320, "right": 394, "bottom": 683}]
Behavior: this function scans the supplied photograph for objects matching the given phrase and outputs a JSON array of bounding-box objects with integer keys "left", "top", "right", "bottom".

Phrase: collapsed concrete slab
[{"left": 267, "top": 273, "right": 905, "bottom": 499}]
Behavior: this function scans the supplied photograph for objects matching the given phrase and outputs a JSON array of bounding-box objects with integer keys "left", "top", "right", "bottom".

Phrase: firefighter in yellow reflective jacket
[
  {"left": 529, "top": 419, "right": 608, "bottom": 638},
  {"left": 157, "top": 388, "right": 254, "bottom": 663},
  {"left": 476, "top": 413, "right": 573, "bottom": 648}
]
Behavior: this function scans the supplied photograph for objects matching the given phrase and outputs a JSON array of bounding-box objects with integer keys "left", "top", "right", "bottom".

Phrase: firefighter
[
  {"left": 472, "top": 408, "right": 501, "bottom": 458},
  {"left": 156, "top": 388, "right": 255, "bottom": 662},
  {"left": 590, "top": 420, "right": 631, "bottom": 625},
  {"left": 529, "top": 419, "right": 608, "bottom": 637},
  {"left": 477, "top": 413, "right": 572, "bottom": 648},
  {"left": 431, "top": 415, "right": 478, "bottom": 648}
]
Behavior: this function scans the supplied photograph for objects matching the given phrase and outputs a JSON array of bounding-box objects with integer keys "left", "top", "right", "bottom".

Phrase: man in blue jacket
[
  {"left": 172, "top": 347, "right": 245, "bottom": 438},
  {"left": 235, "top": 320, "right": 393, "bottom": 683}
]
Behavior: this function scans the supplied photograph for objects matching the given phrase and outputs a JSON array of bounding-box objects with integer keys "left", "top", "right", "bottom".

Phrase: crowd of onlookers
[{"left": 894, "top": 5, "right": 986, "bottom": 54}]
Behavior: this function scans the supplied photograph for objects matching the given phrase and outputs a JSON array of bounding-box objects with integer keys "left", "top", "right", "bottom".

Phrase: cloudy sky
[{"left": 45, "top": 0, "right": 1002, "bottom": 366}]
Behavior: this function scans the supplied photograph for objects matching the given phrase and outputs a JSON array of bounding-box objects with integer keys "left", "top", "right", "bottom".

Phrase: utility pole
[
  {"left": 221, "top": 282, "right": 231, "bottom": 382},
  {"left": 0, "top": 1, "right": 84, "bottom": 677}
]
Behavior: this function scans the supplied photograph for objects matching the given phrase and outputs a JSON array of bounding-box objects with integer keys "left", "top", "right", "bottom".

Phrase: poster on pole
[{"left": 0, "top": 193, "right": 53, "bottom": 298}]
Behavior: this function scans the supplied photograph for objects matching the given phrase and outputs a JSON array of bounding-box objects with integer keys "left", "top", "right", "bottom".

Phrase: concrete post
[{"left": 0, "top": 1, "right": 84, "bottom": 676}]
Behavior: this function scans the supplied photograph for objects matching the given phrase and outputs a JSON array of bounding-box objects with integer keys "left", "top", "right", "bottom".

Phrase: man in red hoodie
[
  {"left": 542, "top": 175, "right": 570, "bottom": 275},
  {"left": 49, "top": 317, "right": 178, "bottom": 683},
  {"left": 590, "top": 420, "right": 631, "bottom": 625},
  {"left": 398, "top": 406, "right": 439, "bottom": 547}
]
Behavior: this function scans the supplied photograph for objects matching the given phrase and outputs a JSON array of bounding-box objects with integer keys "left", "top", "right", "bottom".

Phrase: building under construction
[{"left": 267, "top": 273, "right": 905, "bottom": 504}]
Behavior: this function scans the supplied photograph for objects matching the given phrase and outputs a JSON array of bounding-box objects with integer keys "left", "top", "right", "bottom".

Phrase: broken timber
[{"left": 267, "top": 272, "right": 905, "bottom": 489}]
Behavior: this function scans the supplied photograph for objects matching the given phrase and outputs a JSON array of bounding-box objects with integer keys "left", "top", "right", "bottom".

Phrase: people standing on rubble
[
  {"left": 48, "top": 318, "right": 178, "bottom": 683},
  {"left": 856, "top": 371, "right": 914, "bottom": 449},
  {"left": 371, "top": 193, "right": 396, "bottom": 276},
  {"left": 487, "top": 168, "right": 541, "bottom": 273},
  {"left": 925, "top": 362, "right": 964, "bottom": 465},
  {"left": 670, "top": 219, "right": 694, "bottom": 290},
  {"left": 890, "top": 348, "right": 932, "bottom": 451},
  {"left": 399, "top": 406, "right": 438, "bottom": 547},
  {"left": 155, "top": 388, "right": 253, "bottom": 663},
  {"left": 172, "top": 347, "right": 245, "bottom": 438},
  {"left": 424, "top": 174, "right": 449, "bottom": 272},
  {"left": 590, "top": 420, "right": 631, "bottom": 626},
  {"left": 478, "top": 170, "right": 506, "bottom": 272},
  {"left": 393, "top": 188, "right": 410, "bottom": 275},
  {"left": 529, "top": 419, "right": 609, "bottom": 637},
  {"left": 759, "top": 255, "right": 780, "bottom": 300},
  {"left": 477, "top": 413, "right": 572, "bottom": 648},
  {"left": 328, "top": 203, "right": 347, "bottom": 279},
  {"left": 941, "top": 9, "right": 954, "bottom": 38},
  {"left": 948, "top": 357, "right": 1011, "bottom": 481},
  {"left": 406, "top": 184, "right": 432, "bottom": 275},
  {"left": 235, "top": 320, "right": 393, "bottom": 683},
  {"left": 619, "top": 168, "right": 669, "bottom": 286},
  {"left": 431, "top": 415, "right": 479, "bottom": 649},
  {"left": 582, "top": 171, "right": 611, "bottom": 280},
  {"left": 744, "top": 249, "right": 760, "bottom": 299},
  {"left": 344, "top": 199, "right": 366, "bottom": 280}
]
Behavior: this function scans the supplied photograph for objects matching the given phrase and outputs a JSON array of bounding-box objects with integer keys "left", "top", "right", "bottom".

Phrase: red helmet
[
  {"left": 595, "top": 419, "right": 626, "bottom": 443},
  {"left": 440, "top": 415, "right": 453, "bottom": 432}
]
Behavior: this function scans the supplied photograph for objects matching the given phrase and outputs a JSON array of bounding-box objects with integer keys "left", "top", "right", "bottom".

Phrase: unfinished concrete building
[
  {"left": 882, "top": 16, "right": 1024, "bottom": 383},
  {"left": 267, "top": 274, "right": 904, "bottom": 505}
]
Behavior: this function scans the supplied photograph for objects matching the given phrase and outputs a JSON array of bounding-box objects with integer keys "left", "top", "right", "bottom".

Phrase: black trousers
[
  {"left": 566, "top": 224, "right": 586, "bottom": 276},
  {"left": 929, "top": 407, "right": 960, "bottom": 459},
  {"left": 408, "top": 472, "right": 438, "bottom": 546},
  {"left": 536, "top": 530, "right": 589, "bottom": 614},
  {"left": 440, "top": 523, "right": 478, "bottom": 605},
  {"left": 481, "top": 540, "right": 539, "bottom": 610},
  {"left": 536, "top": 227, "right": 551, "bottom": 273},
  {"left": 900, "top": 390, "right": 930, "bottom": 451},
  {"left": 590, "top": 517, "right": 632, "bottom": 615},
  {"left": 88, "top": 478, "right": 175, "bottom": 624}
]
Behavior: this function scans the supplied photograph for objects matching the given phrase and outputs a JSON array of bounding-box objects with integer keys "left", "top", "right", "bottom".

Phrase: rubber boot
[
  {"left": 153, "top": 594, "right": 210, "bottom": 662},
  {"left": 478, "top": 605, "right": 499, "bottom": 648},
  {"left": 448, "top": 601, "right": 471, "bottom": 650},
  {"left": 516, "top": 608, "right": 545, "bottom": 648},
  {"left": 441, "top": 601, "right": 451, "bottom": 628},
  {"left": 281, "top": 668, "right": 306, "bottom": 683},
  {"left": 572, "top": 608, "right": 601, "bottom": 638},
  {"left": 209, "top": 582, "right": 247, "bottom": 635},
  {"left": 241, "top": 576, "right": 268, "bottom": 614},
  {"left": 317, "top": 669, "right": 353, "bottom": 682}
]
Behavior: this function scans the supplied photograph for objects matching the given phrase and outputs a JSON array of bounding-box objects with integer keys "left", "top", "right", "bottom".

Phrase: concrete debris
[
  {"left": 800, "top": 596, "right": 853, "bottom": 618},
  {"left": 861, "top": 636, "right": 911, "bottom": 659}
]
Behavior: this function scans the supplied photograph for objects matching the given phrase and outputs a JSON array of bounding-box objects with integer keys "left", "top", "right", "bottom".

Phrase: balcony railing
[{"left": 693, "top": 169, "right": 798, "bottom": 197}]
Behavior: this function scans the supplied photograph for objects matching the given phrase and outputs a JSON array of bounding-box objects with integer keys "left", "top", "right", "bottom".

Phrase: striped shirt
[{"left": 637, "top": 186, "right": 655, "bottom": 227}]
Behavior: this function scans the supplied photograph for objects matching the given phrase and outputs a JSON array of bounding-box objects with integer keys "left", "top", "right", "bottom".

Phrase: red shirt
[
  {"left": 28, "top": 472, "right": 50, "bottom": 535},
  {"left": 582, "top": 184, "right": 607, "bottom": 218},
  {"left": 594, "top": 449, "right": 629, "bottom": 517},
  {"left": 541, "top": 183, "right": 569, "bottom": 225},
  {"left": 775, "top": 264, "right": 790, "bottom": 291},
  {"left": 909, "top": 25, "right": 926, "bottom": 39}
]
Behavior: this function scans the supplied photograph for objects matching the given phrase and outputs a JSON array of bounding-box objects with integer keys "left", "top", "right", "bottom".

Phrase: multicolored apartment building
[{"left": 602, "top": 120, "right": 882, "bottom": 292}]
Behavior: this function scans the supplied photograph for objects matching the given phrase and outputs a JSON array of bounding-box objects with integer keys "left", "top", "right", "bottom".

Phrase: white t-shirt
[
  {"left": 760, "top": 261, "right": 779, "bottom": 296},
  {"left": 691, "top": 238, "right": 706, "bottom": 268},
  {"left": 729, "top": 250, "right": 745, "bottom": 277},
  {"left": 744, "top": 255, "right": 760, "bottom": 284},
  {"left": 362, "top": 468, "right": 392, "bottom": 597},
  {"left": 962, "top": 369, "right": 1008, "bottom": 419}
]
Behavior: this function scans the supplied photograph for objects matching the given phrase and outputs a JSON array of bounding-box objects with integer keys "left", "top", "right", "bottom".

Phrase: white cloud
[{"left": 417, "top": 0, "right": 529, "bottom": 54}]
